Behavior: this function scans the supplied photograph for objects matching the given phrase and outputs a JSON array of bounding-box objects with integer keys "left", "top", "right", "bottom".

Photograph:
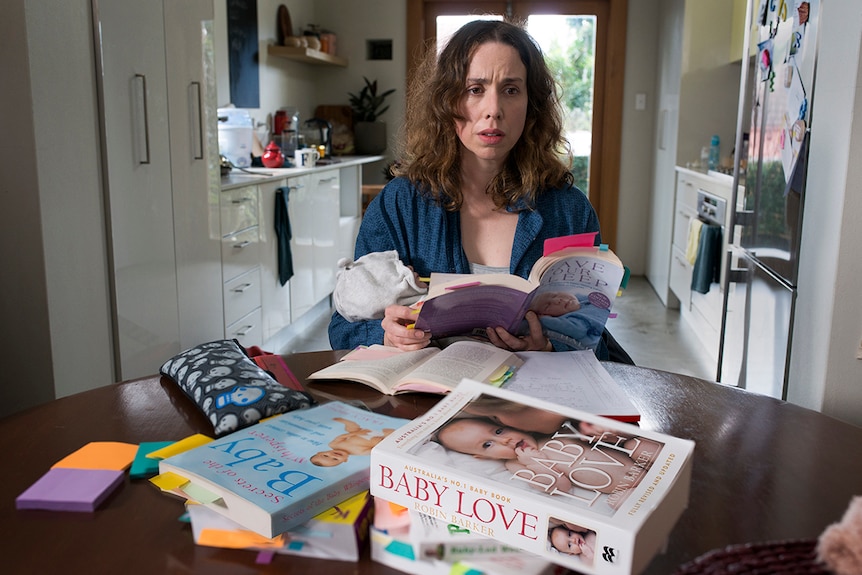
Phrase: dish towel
[
  {"left": 691, "top": 223, "right": 722, "bottom": 294},
  {"left": 685, "top": 218, "right": 704, "bottom": 265},
  {"left": 274, "top": 187, "right": 294, "bottom": 286}
]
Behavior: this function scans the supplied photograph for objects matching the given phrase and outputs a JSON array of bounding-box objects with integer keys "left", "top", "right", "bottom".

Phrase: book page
[
  {"left": 504, "top": 350, "right": 640, "bottom": 420},
  {"left": 307, "top": 347, "right": 439, "bottom": 394},
  {"left": 397, "top": 341, "right": 523, "bottom": 393}
]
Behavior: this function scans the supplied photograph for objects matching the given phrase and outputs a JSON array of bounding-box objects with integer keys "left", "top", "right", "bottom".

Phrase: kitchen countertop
[{"left": 220, "top": 155, "right": 384, "bottom": 190}]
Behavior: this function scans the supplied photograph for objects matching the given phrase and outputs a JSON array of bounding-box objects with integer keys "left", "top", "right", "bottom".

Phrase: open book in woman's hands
[{"left": 413, "top": 238, "right": 625, "bottom": 352}]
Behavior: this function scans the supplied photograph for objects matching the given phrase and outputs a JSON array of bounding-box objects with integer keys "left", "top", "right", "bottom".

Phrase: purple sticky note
[{"left": 16, "top": 467, "right": 124, "bottom": 512}]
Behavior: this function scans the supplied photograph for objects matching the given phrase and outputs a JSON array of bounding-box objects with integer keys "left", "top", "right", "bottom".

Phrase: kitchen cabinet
[
  {"left": 94, "top": 0, "right": 223, "bottom": 380},
  {"left": 669, "top": 168, "right": 737, "bottom": 363},
  {"left": 220, "top": 184, "right": 262, "bottom": 348},
  {"left": 221, "top": 157, "right": 380, "bottom": 351},
  {"left": 285, "top": 170, "right": 340, "bottom": 321}
]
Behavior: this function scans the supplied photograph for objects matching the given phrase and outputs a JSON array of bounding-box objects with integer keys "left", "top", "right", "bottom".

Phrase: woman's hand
[
  {"left": 381, "top": 304, "right": 432, "bottom": 351},
  {"left": 486, "top": 311, "right": 552, "bottom": 352}
]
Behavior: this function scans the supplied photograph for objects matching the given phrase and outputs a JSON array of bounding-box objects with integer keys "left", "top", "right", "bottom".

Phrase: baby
[
  {"left": 435, "top": 417, "right": 659, "bottom": 507},
  {"left": 310, "top": 417, "right": 395, "bottom": 467},
  {"left": 548, "top": 522, "right": 596, "bottom": 563}
]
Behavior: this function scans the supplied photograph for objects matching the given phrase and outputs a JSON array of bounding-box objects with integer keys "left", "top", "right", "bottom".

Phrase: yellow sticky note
[
  {"left": 52, "top": 441, "right": 139, "bottom": 471},
  {"left": 146, "top": 434, "right": 213, "bottom": 460},
  {"left": 149, "top": 471, "right": 190, "bottom": 492}
]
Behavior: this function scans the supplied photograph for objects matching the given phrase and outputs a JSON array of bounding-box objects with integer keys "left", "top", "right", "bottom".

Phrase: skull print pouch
[{"left": 159, "top": 339, "right": 315, "bottom": 436}]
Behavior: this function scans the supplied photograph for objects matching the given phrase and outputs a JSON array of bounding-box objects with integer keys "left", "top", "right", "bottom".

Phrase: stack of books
[{"left": 151, "top": 402, "right": 408, "bottom": 540}]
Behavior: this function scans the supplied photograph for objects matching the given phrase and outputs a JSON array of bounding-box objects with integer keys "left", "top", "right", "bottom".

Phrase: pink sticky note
[
  {"left": 542, "top": 231, "right": 599, "bottom": 256},
  {"left": 16, "top": 467, "right": 124, "bottom": 512}
]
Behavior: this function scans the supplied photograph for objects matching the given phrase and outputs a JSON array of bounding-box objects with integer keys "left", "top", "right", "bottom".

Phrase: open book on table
[
  {"left": 307, "top": 340, "right": 523, "bottom": 395},
  {"left": 413, "top": 234, "right": 625, "bottom": 352}
]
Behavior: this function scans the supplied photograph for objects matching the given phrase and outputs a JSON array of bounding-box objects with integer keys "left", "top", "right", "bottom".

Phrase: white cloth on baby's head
[{"left": 333, "top": 250, "right": 427, "bottom": 322}]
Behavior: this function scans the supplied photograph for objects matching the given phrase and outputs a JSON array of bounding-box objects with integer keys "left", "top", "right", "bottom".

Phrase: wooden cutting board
[
  {"left": 314, "top": 105, "right": 354, "bottom": 130},
  {"left": 314, "top": 105, "right": 356, "bottom": 156}
]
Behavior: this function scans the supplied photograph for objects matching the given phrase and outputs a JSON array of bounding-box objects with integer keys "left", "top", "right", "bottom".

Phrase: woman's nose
[{"left": 484, "top": 94, "right": 502, "bottom": 119}]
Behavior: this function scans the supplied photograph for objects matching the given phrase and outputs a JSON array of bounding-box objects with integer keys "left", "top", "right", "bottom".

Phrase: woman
[{"left": 329, "top": 20, "right": 608, "bottom": 358}]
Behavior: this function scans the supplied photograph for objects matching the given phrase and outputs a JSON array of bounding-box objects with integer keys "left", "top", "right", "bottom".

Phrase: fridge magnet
[{"left": 758, "top": 38, "right": 776, "bottom": 91}]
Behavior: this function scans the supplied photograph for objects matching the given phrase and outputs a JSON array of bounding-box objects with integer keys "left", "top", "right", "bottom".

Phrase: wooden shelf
[{"left": 267, "top": 45, "right": 348, "bottom": 67}]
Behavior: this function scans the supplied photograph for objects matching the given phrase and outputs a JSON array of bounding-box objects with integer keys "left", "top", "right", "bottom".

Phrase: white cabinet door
[
  {"left": 287, "top": 175, "right": 316, "bottom": 320},
  {"left": 311, "top": 170, "right": 340, "bottom": 301},
  {"left": 258, "top": 180, "right": 292, "bottom": 343},
  {"left": 164, "top": 0, "right": 224, "bottom": 350},
  {"left": 95, "top": 0, "right": 179, "bottom": 380}
]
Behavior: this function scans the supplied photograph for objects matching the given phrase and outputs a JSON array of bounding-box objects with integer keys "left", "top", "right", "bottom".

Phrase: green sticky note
[{"left": 130, "top": 441, "right": 173, "bottom": 479}]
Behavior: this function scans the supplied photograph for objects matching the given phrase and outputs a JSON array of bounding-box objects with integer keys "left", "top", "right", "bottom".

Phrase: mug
[{"left": 294, "top": 147, "right": 320, "bottom": 167}]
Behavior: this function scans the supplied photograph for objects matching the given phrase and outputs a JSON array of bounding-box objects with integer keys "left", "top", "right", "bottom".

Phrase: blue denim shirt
[{"left": 327, "top": 177, "right": 608, "bottom": 358}]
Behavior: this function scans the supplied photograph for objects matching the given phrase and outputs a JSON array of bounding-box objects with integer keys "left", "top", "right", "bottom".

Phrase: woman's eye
[{"left": 467, "top": 86, "right": 483, "bottom": 95}]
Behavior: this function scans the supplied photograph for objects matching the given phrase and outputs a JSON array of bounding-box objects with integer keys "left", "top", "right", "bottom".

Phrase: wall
[
  {"left": 787, "top": 1, "right": 862, "bottom": 426},
  {"left": 677, "top": 1, "right": 741, "bottom": 168},
  {"left": 615, "top": 0, "right": 659, "bottom": 276},
  {"left": 645, "top": 0, "right": 684, "bottom": 306}
]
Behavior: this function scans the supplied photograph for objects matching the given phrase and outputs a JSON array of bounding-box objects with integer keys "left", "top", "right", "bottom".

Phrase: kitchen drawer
[
  {"left": 222, "top": 225, "right": 260, "bottom": 282},
  {"left": 223, "top": 266, "right": 261, "bottom": 327},
  {"left": 220, "top": 185, "right": 259, "bottom": 236},
  {"left": 225, "top": 307, "right": 262, "bottom": 349},
  {"left": 669, "top": 245, "right": 692, "bottom": 306}
]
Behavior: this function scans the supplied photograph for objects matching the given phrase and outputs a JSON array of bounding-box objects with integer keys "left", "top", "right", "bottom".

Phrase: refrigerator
[{"left": 718, "top": 0, "right": 819, "bottom": 399}]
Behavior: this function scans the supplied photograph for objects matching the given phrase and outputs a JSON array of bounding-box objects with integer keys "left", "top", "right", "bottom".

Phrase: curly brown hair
[{"left": 392, "top": 20, "right": 573, "bottom": 211}]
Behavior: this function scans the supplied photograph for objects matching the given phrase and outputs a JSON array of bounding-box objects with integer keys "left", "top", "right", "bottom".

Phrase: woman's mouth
[{"left": 478, "top": 129, "right": 505, "bottom": 144}]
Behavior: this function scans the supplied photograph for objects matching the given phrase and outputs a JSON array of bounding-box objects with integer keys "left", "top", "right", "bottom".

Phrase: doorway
[{"left": 406, "top": 0, "right": 627, "bottom": 247}]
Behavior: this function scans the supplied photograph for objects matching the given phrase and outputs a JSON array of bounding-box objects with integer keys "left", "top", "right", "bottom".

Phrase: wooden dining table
[{"left": 2, "top": 350, "right": 860, "bottom": 574}]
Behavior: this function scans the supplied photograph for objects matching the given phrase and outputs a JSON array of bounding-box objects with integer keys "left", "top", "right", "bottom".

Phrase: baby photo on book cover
[{"left": 409, "top": 393, "right": 663, "bottom": 518}]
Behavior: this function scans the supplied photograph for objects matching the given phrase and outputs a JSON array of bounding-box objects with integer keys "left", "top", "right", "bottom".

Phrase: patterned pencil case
[{"left": 159, "top": 339, "right": 315, "bottom": 436}]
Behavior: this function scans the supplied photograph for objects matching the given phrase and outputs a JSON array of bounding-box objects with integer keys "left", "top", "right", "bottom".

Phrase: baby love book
[
  {"left": 413, "top": 240, "right": 625, "bottom": 353},
  {"left": 369, "top": 379, "right": 694, "bottom": 575},
  {"left": 156, "top": 402, "right": 408, "bottom": 538}
]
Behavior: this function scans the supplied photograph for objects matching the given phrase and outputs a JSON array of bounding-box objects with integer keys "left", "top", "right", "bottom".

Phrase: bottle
[{"left": 708, "top": 135, "right": 720, "bottom": 171}]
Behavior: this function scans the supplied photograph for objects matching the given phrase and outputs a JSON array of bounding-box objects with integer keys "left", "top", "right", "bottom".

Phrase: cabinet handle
[
  {"left": 233, "top": 241, "right": 251, "bottom": 249},
  {"left": 233, "top": 325, "right": 255, "bottom": 337},
  {"left": 231, "top": 197, "right": 253, "bottom": 204},
  {"left": 190, "top": 81, "right": 203, "bottom": 160},
  {"left": 133, "top": 74, "right": 151, "bottom": 165},
  {"left": 319, "top": 177, "right": 337, "bottom": 183},
  {"left": 231, "top": 283, "right": 253, "bottom": 293}
]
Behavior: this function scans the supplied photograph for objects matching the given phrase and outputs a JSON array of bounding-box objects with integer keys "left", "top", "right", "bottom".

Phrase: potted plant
[{"left": 349, "top": 77, "right": 395, "bottom": 154}]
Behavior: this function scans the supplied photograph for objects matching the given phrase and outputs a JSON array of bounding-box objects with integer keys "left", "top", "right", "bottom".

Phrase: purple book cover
[{"left": 414, "top": 285, "right": 535, "bottom": 337}]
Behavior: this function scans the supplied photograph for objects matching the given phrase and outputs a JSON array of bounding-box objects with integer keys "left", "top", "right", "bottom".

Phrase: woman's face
[{"left": 455, "top": 41, "right": 528, "bottom": 169}]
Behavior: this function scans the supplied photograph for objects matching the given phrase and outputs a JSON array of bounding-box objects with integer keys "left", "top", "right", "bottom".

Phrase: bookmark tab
[
  {"left": 130, "top": 441, "right": 174, "bottom": 479},
  {"left": 146, "top": 434, "right": 213, "bottom": 460}
]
